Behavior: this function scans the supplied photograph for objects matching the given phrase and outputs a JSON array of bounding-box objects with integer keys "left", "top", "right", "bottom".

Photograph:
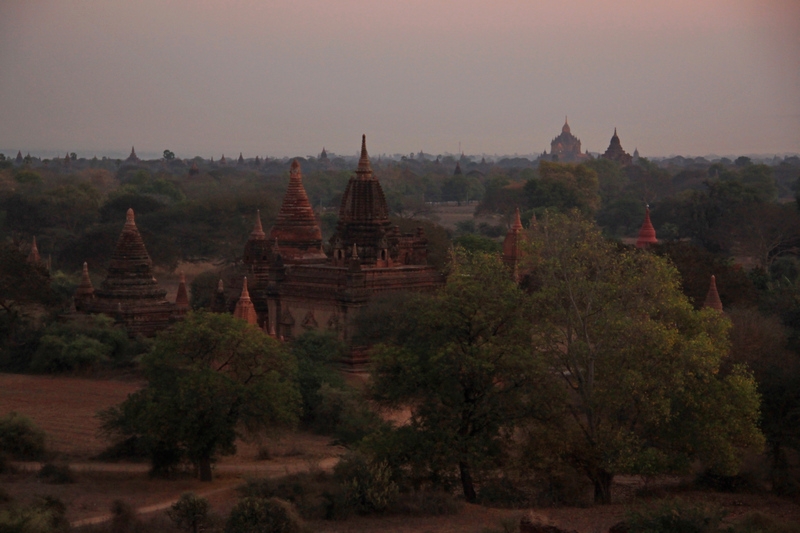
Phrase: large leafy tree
[
  {"left": 101, "top": 311, "right": 300, "bottom": 481},
  {"left": 524, "top": 212, "right": 764, "bottom": 503},
  {"left": 368, "top": 250, "right": 555, "bottom": 502}
]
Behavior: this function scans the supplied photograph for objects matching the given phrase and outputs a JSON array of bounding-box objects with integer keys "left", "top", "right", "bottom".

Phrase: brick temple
[
  {"left": 74, "top": 208, "right": 186, "bottom": 336},
  {"left": 241, "top": 135, "right": 444, "bottom": 343}
]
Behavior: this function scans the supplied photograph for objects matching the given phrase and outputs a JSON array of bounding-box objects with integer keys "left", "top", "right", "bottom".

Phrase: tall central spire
[{"left": 356, "top": 134, "right": 373, "bottom": 179}]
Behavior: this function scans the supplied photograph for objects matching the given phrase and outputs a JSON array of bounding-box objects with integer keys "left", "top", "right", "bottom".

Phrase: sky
[{"left": 0, "top": 1, "right": 798, "bottom": 159}]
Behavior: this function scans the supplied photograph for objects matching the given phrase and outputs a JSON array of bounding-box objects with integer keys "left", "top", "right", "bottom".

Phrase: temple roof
[
  {"left": 703, "top": 275, "right": 723, "bottom": 311},
  {"left": 267, "top": 160, "right": 326, "bottom": 263},
  {"left": 27, "top": 236, "right": 41, "bottom": 264},
  {"left": 601, "top": 128, "right": 633, "bottom": 165},
  {"left": 126, "top": 146, "right": 139, "bottom": 162},
  {"left": 562, "top": 116, "right": 570, "bottom": 135},
  {"left": 233, "top": 277, "right": 258, "bottom": 325},
  {"left": 635, "top": 207, "right": 658, "bottom": 248},
  {"left": 94, "top": 208, "right": 167, "bottom": 301},
  {"left": 175, "top": 272, "right": 189, "bottom": 309},
  {"left": 74, "top": 262, "right": 95, "bottom": 300}
]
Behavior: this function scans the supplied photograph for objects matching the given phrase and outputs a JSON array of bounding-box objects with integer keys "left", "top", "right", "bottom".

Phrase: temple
[
  {"left": 239, "top": 135, "right": 444, "bottom": 346},
  {"left": 703, "top": 275, "right": 723, "bottom": 311},
  {"left": 126, "top": 146, "right": 139, "bottom": 163},
  {"left": 74, "top": 209, "right": 184, "bottom": 336},
  {"left": 502, "top": 208, "right": 525, "bottom": 282},
  {"left": 635, "top": 206, "right": 658, "bottom": 248},
  {"left": 542, "top": 118, "right": 591, "bottom": 163},
  {"left": 601, "top": 128, "right": 633, "bottom": 166}
]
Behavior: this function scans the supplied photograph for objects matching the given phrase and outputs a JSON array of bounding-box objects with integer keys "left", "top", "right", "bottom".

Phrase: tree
[
  {"left": 524, "top": 212, "right": 764, "bottom": 503},
  {"left": 163, "top": 149, "right": 176, "bottom": 161},
  {"left": 368, "top": 250, "right": 554, "bottom": 502},
  {"left": 524, "top": 161, "right": 600, "bottom": 217},
  {"left": 101, "top": 311, "right": 300, "bottom": 481}
]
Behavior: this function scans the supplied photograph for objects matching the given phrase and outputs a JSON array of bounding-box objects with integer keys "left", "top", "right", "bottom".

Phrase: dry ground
[{"left": 2, "top": 373, "right": 800, "bottom": 532}]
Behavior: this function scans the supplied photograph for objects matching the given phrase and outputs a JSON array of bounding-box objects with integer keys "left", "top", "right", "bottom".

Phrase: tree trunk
[
  {"left": 592, "top": 469, "right": 613, "bottom": 504},
  {"left": 198, "top": 455, "right": 213, "bottom": 482},
  {"left": 459, "top": 461, "right": 477, "bottom": 503}
]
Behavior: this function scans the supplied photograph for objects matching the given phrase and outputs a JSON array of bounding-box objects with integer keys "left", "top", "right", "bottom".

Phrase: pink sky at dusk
[{"left": 0, "top": 0, "right": 797, "bottom": 159}]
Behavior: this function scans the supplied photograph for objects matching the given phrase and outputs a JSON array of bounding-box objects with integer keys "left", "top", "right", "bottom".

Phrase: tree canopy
[{"left": 101, "top": 311, "right": 300, "bottom": 481}]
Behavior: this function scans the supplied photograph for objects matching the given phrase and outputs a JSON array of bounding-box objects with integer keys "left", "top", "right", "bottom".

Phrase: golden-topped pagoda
[{"left": 543, "top": 117, "right": 591, "bottom": 163}]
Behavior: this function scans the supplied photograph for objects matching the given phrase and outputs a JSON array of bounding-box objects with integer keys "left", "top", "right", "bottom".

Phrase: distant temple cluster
[
  {"left": 49, "top": 129, "right": 721, "bottom": 349},
  {"left": 540, "top": 118, "right": 636, "bottom": 165}
]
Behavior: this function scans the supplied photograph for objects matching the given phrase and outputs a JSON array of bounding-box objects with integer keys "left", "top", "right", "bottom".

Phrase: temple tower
[
  {"left": 330, "top": 135, "right": 399, "bottom": 266},
  {"left": 635, "top": 207, "right": 658, "bottom": 248},
  {"left": 601, "top": 128, "right": 633, "bottom": 165},
  {"left": 267, "top": 160, "right": 326, "bottom": 264},
  {"left": 703, "top": 275, "right": 723, "bottom": 312},
  {"left": 502, "top": 208, "right": 525, "bottom": 281},
  {"left": 27, "top": 236, "right": 41, "bottom": 264},
  {"left": 233, "top": 277, "right": 258, "bottom": 326},
  {"left": 74, "top": 262, "right": 95, "bottom": 311}
]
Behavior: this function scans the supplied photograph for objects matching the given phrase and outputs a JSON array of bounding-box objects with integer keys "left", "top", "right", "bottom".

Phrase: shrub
[
  {"left": 238, "top": 471, "right": 339, "bottom": 521},
  {"left": 225, "top": 497, "right": 301, "bottom": 533},
  {"left": 315, "top": 384, "right": 385, "bottom": 445},
  {"left": 334, "top": 452, "right": 399, "bottom": 515},
  {"left": 110, "top": 499, "right": 139, "bottom": 533},
  {"left": 624, "top": 498, "right": 726, "bottom": 533},
  {"left": 31, "top": 334, "right": 111, "bottom": 373},
  {"left": 730, "top": 512, "right": 800, "bottom": 533},
  {"left": 693, "top": 470, "right": 763, "bottom": 494},
  {"left": 167, "top": 493, "right": 210, "bottom": 533},
  {"left": 389, "top": 490, "right": 462, "bottom": 516},
  {"left": 0, "top": 412, "right": 46, "bottom": 460},
  {"left": 36, "top": 463, "right": 75, "bottom": 484},
  {"left": 478, "top": 477, "right": 532, "bottom": 508},
  {"left": 0, "top": 495, "right": 68, "bottom": 533}
]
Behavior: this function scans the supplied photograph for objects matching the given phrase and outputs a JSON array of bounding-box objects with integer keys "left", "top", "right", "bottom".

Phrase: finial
[
  {"left": 352, "top": 243, "right": 358, "bottom": 259},
  {"left": 125, "top": 208, "right": 135, "bottom": 226},
  {"left": 512, "top": 208, "right": 523, "bottom": 230},
  {"left": 251, "top": 210, "right": 265, "bottom": 238},
  {"left": 290, "top": 158, "right": 301, "bottom": 172},
  {"left": 241, "top": 277, "right": 250, "bottom": 299},
  {"left": 357, "top": 134, "right": 372, "bottom": 176},
  {"left": 217, "top": 279, "right": 224, "bottom": 291}
]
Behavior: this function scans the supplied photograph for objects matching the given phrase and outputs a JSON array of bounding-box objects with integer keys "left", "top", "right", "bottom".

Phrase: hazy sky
[{"left": 1, "top": 1, "right": 798, "bottom": 159}]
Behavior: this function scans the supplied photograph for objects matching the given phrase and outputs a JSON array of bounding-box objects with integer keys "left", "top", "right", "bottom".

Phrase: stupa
[
  {"left": 601, "top": 128, "right": 633, "bottom": 165},
  {"left": 635, "top": 207, "right": 658, "bottom": 248}
]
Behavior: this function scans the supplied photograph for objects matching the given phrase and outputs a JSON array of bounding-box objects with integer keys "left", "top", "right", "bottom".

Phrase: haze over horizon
[{"left": 1, "top": 1, "right": 798, "bottom": 160}]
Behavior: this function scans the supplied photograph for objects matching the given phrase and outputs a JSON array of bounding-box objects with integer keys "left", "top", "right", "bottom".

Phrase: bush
[
  {"left": 110, "top": 499, "right": 139, "bottom": 533},
  {"left": 0, "top": 495, "right": 69, "bottom": 533},
  {"left": 730, "top": 512, "right": 800, "bottom": 533},
  {"left": 238, "top": 471, "right": 339, "bottom": 521},
  {"left": 624, "top": 498, "right": 726, "bottom": 533},
  {"left": 31, "top": 334, "right": 111, "bottom": 373},
  {"left": 478, "top": 477, "right": 532, "bottom": 508},
  {"left": 167, "top": 493, "right": 210, "bottom": 533},
  {"left": 36, "top": 463, "right": 75, "bottom": 484},
  {"left": 694, "top": 470, "right": 763, "bottom": 493},
  {"left": 334, "top": 452, "right": 399, "bottom": 515},
  {"left": 225, "top": 497, "right": 301, "bottom": 533},
  {"left": 389, "top": 490, "right": 462, "bottom": 516},
  {"left": 314, "top": 384, "right": 385, "bottom": 445},
  {"left": 0, "top": 412, "right": 46, "bottom": 460}
]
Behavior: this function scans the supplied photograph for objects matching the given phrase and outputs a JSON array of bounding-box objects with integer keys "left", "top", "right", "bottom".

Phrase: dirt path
[{"left": 40, "top": 456, "right": 341, "bottom": 528}]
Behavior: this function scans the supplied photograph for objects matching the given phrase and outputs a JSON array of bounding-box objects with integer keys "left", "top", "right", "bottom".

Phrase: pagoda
[
  {"left": 502, "top": 208, "right": 525, "bottom": 281},
  {"left": 635, "top": 206, "right": 658, "bottom": 248},
  {"left": 27, "top": 236, "right": 41, "bottom": 264},
  {"left": 126, "top": 146, "right": 139, "bottom": 163},
  {"left": 543, "top": 117, "right": 591, "bottom": 163},
  {"left": 242, "top": 135, "right": 443, "bottom": 347},
  {"left": 601, "top": 128, "right": 633, "bottom": 166},
  {"left": 77, "top": 208, "right": 179, "bottom": 336},
  {"left": 703, "top": 275, "right": 723, "bottom": 312}
]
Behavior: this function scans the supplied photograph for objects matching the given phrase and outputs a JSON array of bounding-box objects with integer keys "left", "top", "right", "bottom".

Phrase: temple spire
[
  {"left": 233, "top": 277, "right": 258, "bottom": 325},
  {"left": 251, "top": 210, "right": 265, "bottom": 239},
  {"left": 27, "top": 236, "right": 41, "bottom": 264},
  {"left": 175, "top": 272, "right": 189, "bottom": 309},
  {"left": 511, "top": 207, "right": 523, "bottom": 231},
  {"left": 635, "top": 206, "right": 657, "bottom": 248},
  {"left": 125, "top": 208, "right": 136, "bottom": 227},
  {"left": 73, "top": 262, "right": 95, "bottom": 310},
  {"left": 357, "top": 134, "right": 373, "bottom": 178},
  {"left": 703, "top": 275, "right": 723, "bottom": 312}
]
